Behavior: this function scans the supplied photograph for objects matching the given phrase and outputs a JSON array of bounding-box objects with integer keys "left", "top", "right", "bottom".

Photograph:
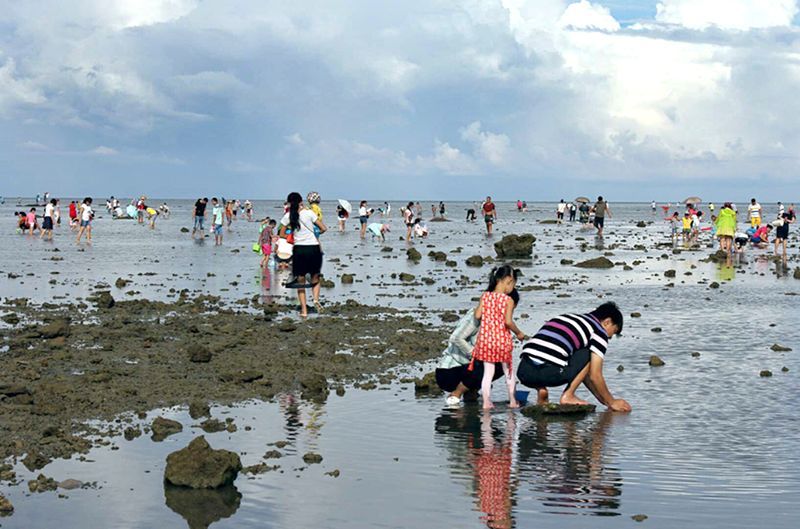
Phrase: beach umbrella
[
  {"left": 684, "top": 196, "right": 702, "bottom": 204},
  {"left": 338, "top": 199, "right": 352, "bottom": 213},
  {"left": 574, "top": 197, "right": 590, "bottom": 203}
]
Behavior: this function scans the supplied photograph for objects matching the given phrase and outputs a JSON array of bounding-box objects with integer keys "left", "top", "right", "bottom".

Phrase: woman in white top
[
  {"left": 76, "top": 197, "right": 94, "bottom": 244},
  {"left": 358, "top": 201, "right": 370, "bottom": 239},
  {"left": 279, "top": 192, "right": 327, "bottom": 317},
  {"left": 40, "top": 199, "right": 56, "bottom": 240}
]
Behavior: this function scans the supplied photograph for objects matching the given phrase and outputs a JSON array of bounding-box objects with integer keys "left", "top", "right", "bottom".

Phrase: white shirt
[
  {"left": 748, "top": 203, "right": 761, "bottom": 219},
  {"left": 45, "top": 203, "right": 54, "bottom": 218},
  {"left": 358, "top": 206, "right": 368, "bottom": 217},
  {"left": 80, "top": 204, "right": 93, "bottom": 221},
  {"left": 280, "top": 209, "right": 319, "bottom": 246},
  {"left": 557, "top": 202, "right": 567, "bottom": 213}
]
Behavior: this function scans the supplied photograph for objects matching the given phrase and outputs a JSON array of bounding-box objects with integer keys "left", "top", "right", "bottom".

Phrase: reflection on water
[
  {"left": 436, "top": 408, "right": 624, "bottom": 527},
  {"left": 164, "top": 484, "right": 241, "bottom": 529}
]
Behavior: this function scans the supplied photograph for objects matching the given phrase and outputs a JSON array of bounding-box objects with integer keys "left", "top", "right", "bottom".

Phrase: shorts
[
  {"left": 435, "top": 362, "right": 504, "bottom": 392},
  {"left": 484, "top": 215, "right": 494, "bottom": 224},
  {"left": 261, "top": 243, "right": 272, "bottom": 255},
  {"left": 750, "top": 217, "right": 761, "bottom": 227},
  {"left": 80, "top": 220, "right": 91, "bottom": 227},
  {"left": 517, "top": 348, "right": 591, "bottom": 389},
  {"left": 682, "top": 228, "right": 691, "bottom": 234},
  {"left": 593, "top": 217, "right": 605, "bottom": 229},
  {"left": 359, "top": 216, "right": 368, "bottom": 225},
  {"left": 213, "top": 224, "right": 223, "bottom": 235},
  {"left": 292, "top": 244, "right": 323, "bottom": 277},
  {"left": 42, "top": 217, "right": 53, "bottom": 230},
  {"left": 776, "top": 224, "right": 789, "bottom": 240},
  {"left": 557, "top": 212, "right": 564, "bottom": 219},
  {"left": 193, "top": 216, "right": 205, "bottom": 230}
]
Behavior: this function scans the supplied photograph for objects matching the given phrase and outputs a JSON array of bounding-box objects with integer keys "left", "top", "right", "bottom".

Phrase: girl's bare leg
[
  {"left": 504, "top": 362, "right": 519, "bottom": 408},
  {"left": 481, "top": 362, "right": 495, "bottom": 409}
]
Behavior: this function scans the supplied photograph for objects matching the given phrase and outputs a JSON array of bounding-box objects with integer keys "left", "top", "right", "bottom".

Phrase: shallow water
[{"left": 1, "top": 199, "right": 799, "bottom": 527}]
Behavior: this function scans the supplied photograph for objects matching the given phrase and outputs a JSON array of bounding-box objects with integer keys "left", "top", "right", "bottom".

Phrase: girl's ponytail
[
  {"left": 486, "top": 264, "right": 517, "bottom": 291},
  {"left": 287, "top": 192, "right": 302, "bottom": 230}
]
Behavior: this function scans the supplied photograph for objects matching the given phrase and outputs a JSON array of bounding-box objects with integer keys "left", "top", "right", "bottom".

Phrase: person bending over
[{"left": 517, "top": 302, "right": 631, "bottom": 412}]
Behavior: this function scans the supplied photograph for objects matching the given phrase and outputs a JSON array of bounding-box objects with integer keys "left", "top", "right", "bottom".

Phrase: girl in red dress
[{"left": 471, "top": 265, "right": 527, "bottom": 409}]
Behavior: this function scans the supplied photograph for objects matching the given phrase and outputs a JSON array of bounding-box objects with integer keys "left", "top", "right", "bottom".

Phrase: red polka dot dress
[{"left": 472, "top": 291, "right": 513, "bottom": 364}]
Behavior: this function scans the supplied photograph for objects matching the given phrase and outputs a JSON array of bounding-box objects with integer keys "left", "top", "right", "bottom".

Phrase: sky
[{"left": 1, "top": 0, "right": 800, "bottom": 201}]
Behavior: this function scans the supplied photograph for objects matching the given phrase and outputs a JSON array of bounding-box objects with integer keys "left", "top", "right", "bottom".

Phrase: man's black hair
[{"left": 591, "top": 301, "right": 623, "bottom": 335}]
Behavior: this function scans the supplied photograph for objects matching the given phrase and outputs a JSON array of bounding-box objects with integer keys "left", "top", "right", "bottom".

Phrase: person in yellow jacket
[{"left": 715, "top": 203, "right": 737, "bottom": 253}]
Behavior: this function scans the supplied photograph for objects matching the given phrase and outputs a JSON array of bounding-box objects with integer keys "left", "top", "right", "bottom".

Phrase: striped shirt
[{"left": 521, "top": 313, "right": 609, "bottom": 367}]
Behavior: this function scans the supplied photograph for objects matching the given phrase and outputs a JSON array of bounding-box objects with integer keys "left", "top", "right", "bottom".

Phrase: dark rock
[
  {"left": 319, "top": 278, "right": 335, "bottom": 288},
  {"left": 691, "top": 351, "right": 701, "bottom": 358},
  {"left": 770, "top": 343, "right": 792, "bottom": 352},
  {"left": 124, "top": 426, "right": 142, "bottom": 441},
  {"left": 263, "top": 450, "right": 282, "bottom": 459},
  {"left": 636, "top": 221, "right": 647, "bottom": 228},
  {"left": 428, "top": 251, "right": 447, "bottom": 261},
  {"left": 649, "top": 355, "right": 665, "bottom": 367},
  {"left": 413, "top": 371, "right": 438, "bottom": 394},
  {"left": 39, "top": 319, "right": 70, "bottom": 339},
  {"left": 399, "top": 273, "right": 415, "bottom": 282},
  {"left": 115, "top": 278, "right": 130, "bottom": 289},
  {"left": 189, "top": 400, "right": 211, "bottom": 419},
  {"left": 325, "top": 469, "right": 341, "bottom": 478},
  {"left": 58, "top": 479, "right": 83, "bottom": 490},
  {"left": 521, "top": 403, "right": 596, "bottom": 417},
  {"left": 632, "top": 514, "right": 648, "bottom": 522},
  {"left": 0, "top": 384, "right": 31, "bottom": 397},
  {"left": 617, "top": 365, "right": 624, "bottom": 372},
  {"left": 164, "top": 436, "right": 241, "bottom": 488},
  {"left": 187, "top": 344, "right": 212, "bottom": 363},
  {"left": 664, "top": 269, "right": 676, "bottom": 278},
  {"left": 0, "top": 493, "right": 13, "bottom": 515},
  {"left": 22, "top": 450, "right": 50, "bottom": 471},
  {"left": 300, "top": 373, "right": 328, "bottom": 402},
  {"left": 151, "top": 416, "right": 183, "bottom": 442},
  {"left": 574, "top": 256, "right": 614, "bottom": 269},
  {"left": 440, "top": 312, "right": 460, "bottom": 323},
  {"left": 1, "top": 313, "right": 20, "bottom": 325},
  {"left": 781, "top": 366, "right": 789, "bottom": 372},
  {"left": 651, "top": 327, "right": 662, "bottom": 332},
  {"left": 278, "top": 319, "right": 297, "bottom": 332},
  {"left": 340, "top": 273, "right": 355, "bottom": 284},
  {"left": 94, "top": 291, "right": 115, "bottom": 309},
  {"left": 164, "top": 483, "right": 241, "bottom": 527},
  {"left": 302, "top": 452, "right": 323, "bottom": 464},
  {"left": 466, "top": 255, "right": 484, "bottom": 267},
  {"left": 200, "top": 418, "right": 227, "bottom": 433},
  {"left": 494, "top": 234, "right": 536, "bottom": 259},
  {"left": 179, "top": 227, "right": 190, "bottom": 233},
  {"left": 219, "top": 370, "right": 263, "bottom": 384},
  {"left": 794, "top": 267, "right": 800, "bottom": 280},
  {"left": 709, "top": 282, "right": 720, "bottom": 289},
  {"left": 28, "top": 474, "right": 58, "bottom": 493},
  {"left": 406, "top": 248, "right": 422, "bottom": 261},
  {"left": 560, "top": 259, "right": 574, "bottom": 265},
  {"left": 707, "top": 250, "right": 729, "bottom": 263},
  {"left": 630, "top": 312, "right": 641, "bottom": 318},
  {"left": 760, "top": 370, "right": 772, "bottom": 377}
]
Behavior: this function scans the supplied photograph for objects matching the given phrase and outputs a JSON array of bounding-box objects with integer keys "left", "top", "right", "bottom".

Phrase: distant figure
[
  {"left": 40, "top": 199, "right": 56, "bottom": 240},
  {"left": 774, "top": 205, "right": 795, "bottom": 260},
  {"left": 439, "top": 201, "right": 446, "bottom": 218},
  {"left": 651, "top": 200, "right": 656, "bottom": 213},
  {"left": 431, "top": 204, "right": 437, "bottom": 218},
  {"left": 336, "top": 204, "right": 349, "bottom": 232},
  {"left": 568, "top": 202, "right": 577, "bottom": 222},
  {"left": 748, "top": 198, "right": 762, "bottom": 228},
  {"left": 403, "top": 202, "right": 415, "bottom": 241},
  {"left": 708, "top": 202, "right": 715, "bottom": 213},
  {"left": 159, "top": 203, "right": 170, "bottom": 218},
  {"left": 517, "top": 200, "right": 523, "bottom": 212},
  {"left": 556, "top": 199, "right": 566, "bottom": 224},
  {"left": 26, "top": 208, "right": 39, "bottom": 235},
  {"left": 466, "top": 208, "right": 476, "bottom": 221},
  {"left": 211, "top": 198, "right": 224, "bottom": 246},
  {"left": 482, "top": 196, "right": 497, "bottom": 235},
  {"left": 367, "top": 222, "right": 390, "bottom": 241},
  {"left": 359, "top": 200, "right": 370, "bottom": 239},
  {"left": 592, "top": 196, "right": 612, "bottom": 235},
  {"left": 75, "top": 197, "right": 93, "bottom": 244},
  {"left": 192, "top": 198, "right": 208, "bottom": 238},
  {"left": 578, "top": 202, "right": 590, "bottom": 223}
]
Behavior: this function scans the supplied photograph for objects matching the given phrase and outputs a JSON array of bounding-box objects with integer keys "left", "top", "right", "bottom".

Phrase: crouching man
[{"left": 517, "top": 302, "right": 631, "bottom": 412}]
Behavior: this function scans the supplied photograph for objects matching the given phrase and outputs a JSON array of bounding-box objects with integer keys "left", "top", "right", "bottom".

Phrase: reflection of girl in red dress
[{"left": 473, "top": 413, "right": 516, "bottom": 529}]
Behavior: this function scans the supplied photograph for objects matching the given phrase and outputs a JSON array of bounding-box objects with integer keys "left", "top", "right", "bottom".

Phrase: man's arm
[
  {"left": 605, "top": 204, "right": 612, "bottom": 218},
  {"left": 584, "top": 354, "right": 631, "bottom": 411}
]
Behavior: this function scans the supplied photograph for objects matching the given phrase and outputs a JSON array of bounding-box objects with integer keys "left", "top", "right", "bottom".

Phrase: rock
[
  {"left": 539, "top": 219, "right": 558, "bottom": 224},
  {"left": 1, "top": 313, "right": 20, "bottom": 325},
  {"left": 114, "top": 277, "right": 130, "bottom": 289},
  {"left": 617, "top": 365, "right": 624, "bottom": 372},
  {"left": 521, "top": 403, "right": 596, "bottom": 417},
  {"left": 164, "top": 436, "right": 241, "bottom": 488},
  {"left": 187, "top": 343, "right": 212, "bottom": 363},
  {"left": 781, "top": 366, "right": 789, "bottom": 372},
  {"left": 651, "top": 327, "right": 662, "bottom": 333},
  {"left": 560, "top": 259, "right": 574, "bottom": 265},
  {"left": 0, "top": 384, "right": 31, "bottom": 397},
  {"left": 189, "top": 400, "right": 211, "bottom": 419},
  {"left": 759, "top": 370, "right": 773, "bottom": 377},
  {"left": 325, "top": 469, "right": 341, "bottom": 478},
  {"left": 636, "top": 221, "right": 647, "bottom": 228},
  {"left": 428, "top": 251, "right": 447, "bottom": 261},
  {"left": 664, "top": 269, "right": 676, "bottom": 278},
  {"left": 494, "top": 234, "right": 536, "bottom": 259},
  {"left": 707, "top": 250, "right": 729, "bottom": 263},
  {"left": 709, "top": 282, "right": 720, "bottom": 289},
  {"left": 319, "top": 278, "right": 335, "bottom": 288},
  {"left": 179, "top": 227, "right": 190, "bottom": 233},
  {"left": 278, "top": 319, "right": 297, "bottom": 332},
  {"left": 399, "top": 273, "right": 416, "bottom": 282},
  {"left": 649, "top": 355, "right": 665, "bottom": 367},
  {"left": 630, "top": 312, "right": 641, "bottom": 318},
  {"left": 151, "top": 416, "right": 183, "bottom": 442},
  {"left": 300, "top": 373, "right": 328, "bottom": 402},
  {"left": 691, "top": 351, "right": 701, "bottom": 358},
  {"left": 413, "top": 371, "right": 438, "bottom": 394},
  {"left": 124, "top": 426, "right": 142, "bottom": 440},
  {"left": 263, "top": 450, "right": 282, "bottom": 459},
  {"left": 440, "top": 312, "right": 460, "bottom": 323},
  {"left": 200, "top": 418, "right": 227, "bottom": 433},
  {"left": 302, "top": 452, "right": 323, "bottom": 464},
  {"left": 380, "top": 246, "right": 393, "bottom": 252},
  {"left": 94, "top": 291, "right": 115, "bottom": 309},
  {"left": 164, "top": 483, "right": 242, "bottom": 528},
  {"left": 22, "top": 450, "right": 50, "bottom": 471},
  {"left": 219, "top": 370, "right": 263, "bottom": 384},
  {"left": 28, "top": 474, "right": 58, "bottom": 493},
  {"left": 340, "top": 273, "right": 355, "bottom": 284},
  {"left": 406, "top": 248, "right": 422, "bottom": 261},
  {"left": 574, "top": 256, "right": 614, "bottom": 269},
  {"left": 770, "top": 343, "right": 792, "bottom": 352},
  {"left": 39, "top": 319, "right": 70, "bottom": 339},
  {"left": 794, "top": 267, "right": 800, "bottom": 280},
  {"left": 632, "top": 514, "right": 648, "bottom": 522},
  {"left": 466, "top": 255, "right": 484, "bottom": 267},
  {"left": 0, "top": 493, "right": 13, "bottom": 515},
  {"left": 58, "top": 479, "right": 83, "bottom": 490}
]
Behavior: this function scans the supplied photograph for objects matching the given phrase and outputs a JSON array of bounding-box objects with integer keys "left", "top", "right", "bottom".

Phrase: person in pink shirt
[{"left": 26, "top": 208, "right": 39, "bottom": 235}]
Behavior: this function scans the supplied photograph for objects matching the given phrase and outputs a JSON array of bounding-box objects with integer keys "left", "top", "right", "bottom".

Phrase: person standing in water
[
  {"left": 482, "top": 196, "right": 497, "bottom": 235},
  {"left": 358, "top": 200, "right": 370, "bottom": 239},
  {"left": 40, "top": 199, "right": 56, "bottom": 240},
  {"left": 517, "top": 302, "right": 631, "bottom": 412},
  {"left": 280, "top": 192, "right": 327, "bottom": 317},
  {"left": 592, "top": 196, "right": 611, "bottom": 235},
  {"left": 403, "top": 202, "right": 415, "bottom": 241},
  {"left": 469, "top": 266, "right": 527, "bottom": 409},
  {"left": 336, "top": 204, "right": 348, "bottom": 232},
  {"left": 192, "top": 198, "right": 207, "bottom": 238},
  {"left": 75, "top": 197, "right": 93, "bottom": 244},
  {"left": 748, "top": 198, "right": 762, "bottom": 229},
  {"left": 556, "top": 200, "right": 566, "bottom": 224},
  {"left": 211, "top": 198, "right": 224, "bottom": 246}
]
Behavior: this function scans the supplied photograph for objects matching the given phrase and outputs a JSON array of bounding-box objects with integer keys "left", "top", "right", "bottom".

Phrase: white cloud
[
  {"left": 91, "top": 146, "right": 119, "bottom": 156},
  {"left": 559, "top": 1, "right": 620, "bottom": 31},
  {"left": 655, "top": 0, "right": 799, "bottom": 30},
  {"left": 0, "top": 58, "right": 47, "bottom": 111},
  {"left": 426, "top": 141, "right": 479, "bottom": 175},
  {"left": 19, "top": 140, "right": 49, "bottom": 151},
  {"left": 460, "top": 121, "right": 511, "bottom": 165}
]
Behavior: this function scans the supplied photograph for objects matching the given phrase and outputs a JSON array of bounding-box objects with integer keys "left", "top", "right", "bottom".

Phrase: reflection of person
[
  {"left": 517, "top": 302, "right": 631, "bottom": 412},
  {"left": 435, "top": 290, "right": 520, "bottom": 406},
  {"left": 517, "top": 411, "right": 624, "bottom": 515}
]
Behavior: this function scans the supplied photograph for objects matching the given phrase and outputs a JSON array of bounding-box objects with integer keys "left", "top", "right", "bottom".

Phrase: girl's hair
[
  {"left": 287, "top": 192, "right": 303, "bottom": 230},
  {"left": 406, "top": 201, "right": 414, "bottom": 208},
  {"left": 486, "top": 265, "right": 519, "bottom": 292},
  {"left": 360, "top": 200, "right": 367, "bottom": 206},
  {"left": 50, "top": 199, "right": 57, "bottom": 205},
  {"left": 83, "top": 197, "right": 92, "bottom": 204}
]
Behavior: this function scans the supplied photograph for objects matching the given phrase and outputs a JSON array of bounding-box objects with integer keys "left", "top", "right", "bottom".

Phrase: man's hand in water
[{"left": 608, "top": 398, "right": 631, "bottom": 412}]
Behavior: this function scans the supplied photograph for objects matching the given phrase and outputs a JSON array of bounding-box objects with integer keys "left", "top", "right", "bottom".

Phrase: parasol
[
  {"left": 338, "top": 199, "right": 352, "bottom": 214},
  {"left": 574, "top": 197, "right": 590, "bottom": 203},
  {"left": 684, "top": 196, "right": 702, "bottom": 205}
]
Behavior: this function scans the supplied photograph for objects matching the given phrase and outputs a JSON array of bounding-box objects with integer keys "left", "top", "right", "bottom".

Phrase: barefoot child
[
  {"left": 259, "top": 219, "right": 276, "bottom": 268},
  {"left": 470, "top": 265, "right": 527, "bottom": 409}
]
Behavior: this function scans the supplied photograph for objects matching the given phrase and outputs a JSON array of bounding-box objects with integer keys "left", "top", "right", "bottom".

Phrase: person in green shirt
[{"left": 714, "top": 203, "right": 737, "bottom": 253}]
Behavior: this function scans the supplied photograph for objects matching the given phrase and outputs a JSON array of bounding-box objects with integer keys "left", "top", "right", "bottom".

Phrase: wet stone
[
  {"left": 151, "top": 416, "right": 183, "bottom": 442},
  {"left": 189, "top": 400, "right": 211, "bottom": 419},
  {"left": 0, "top": 493, "right": 13, "bottom": 516},
  {"left": 406, "top": 248, "right": 422, "bottom": 261},
  {"left": 164, "top": 436, "right": 241, "bottom": 489},
  {"left": 760, "top": 370, "right": 773, "bottom": 377},
  {"left": 340, "top": 274, "right": 355, "bottom": 284},
  {"left": 521, "top": 403, "right": 596, "bottom": 417},
  {"left": 187, "top": 343, "right": 212, "bottom": 363},
  {"left": 465, "top": 255, "right": 484, "bottom": 267},
  {"left": 574, "top": 256, "right": 614, "bottom": 269},
  {"left": 649, "top": 355, "right": 665, "bottom": 367},
  {"left": 302, "top": 452, "right": 323, "bottom": 465},
  {"left": 494, "top": 234, "right": 536, "bottom": 259},
  {"left": 770, "top": 343, "right": 792, "bottom": 352}
]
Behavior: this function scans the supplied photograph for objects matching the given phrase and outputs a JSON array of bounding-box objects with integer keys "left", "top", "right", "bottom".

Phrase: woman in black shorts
[
  {"left": 279, "top": 192, "right": 327, "bottom": 317},
  {"left": 774, "top": 208, "right": 795, "bottom": 260}
]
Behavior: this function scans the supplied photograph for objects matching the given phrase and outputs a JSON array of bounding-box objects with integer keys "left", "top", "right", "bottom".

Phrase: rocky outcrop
[
  {"left": 493, "top": 234, "right": 536, "bottom": 259},
  {"left": 164, "top": 436, "right": 241, "bottom": 489}
]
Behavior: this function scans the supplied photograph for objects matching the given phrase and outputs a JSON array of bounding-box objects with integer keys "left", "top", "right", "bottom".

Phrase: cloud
[
  {"left": 460, "top": 121, "right": 511, "bottom": 166},
  {"left": 655, "top": 0, "right": 798, "bottom": 30},
  {"left": 91, "top": 146, "right": 118, "bottom": 156}
]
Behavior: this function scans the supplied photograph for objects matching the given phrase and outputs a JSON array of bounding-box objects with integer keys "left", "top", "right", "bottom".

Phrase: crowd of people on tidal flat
[{"left": 8, "top": 191, "right": 795, "bottom": 412}]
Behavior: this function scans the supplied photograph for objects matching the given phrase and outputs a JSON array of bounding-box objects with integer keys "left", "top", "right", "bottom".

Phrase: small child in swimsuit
[
  {"left": 259, "top": 219, "right": 277, "bottom": 268},
  {"left": 470, "top": 265, "right": 527, "bottom": 410}
]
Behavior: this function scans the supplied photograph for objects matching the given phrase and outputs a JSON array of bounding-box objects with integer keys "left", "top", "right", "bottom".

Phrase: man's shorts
[
  {"left": 750, "top": 217, "right": 761, "bottom": 228},
  {"left": 213, "top": 224, "right": 223, "bottom": 235},
  {"left": 517, "top": 348, "right": 591, "bottom": 389},
  {"left": 593, "top": 217, "right": 605, "bottom": 229},
  {"left": 194, "top": 216, "right": 205, "bottom": 230},
  {"left": 484, "top": 214, "right": 494, "bottom": 224}
]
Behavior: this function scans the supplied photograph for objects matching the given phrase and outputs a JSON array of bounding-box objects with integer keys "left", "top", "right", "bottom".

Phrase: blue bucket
[{"left": 514, "top": 390, "right": 530, "bottom": 405}]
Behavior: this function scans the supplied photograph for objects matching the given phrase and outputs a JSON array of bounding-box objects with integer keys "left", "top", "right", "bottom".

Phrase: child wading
[{"left": 470, "top": 266, "right": 527, "bottom": 409}]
